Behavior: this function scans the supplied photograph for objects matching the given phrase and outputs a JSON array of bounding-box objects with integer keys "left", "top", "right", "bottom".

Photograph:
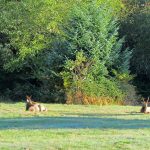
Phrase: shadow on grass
[
  {"left": 62, "top": 112, "right": 141, "bottom": 117},
  {"left": 0, "top": 116, "right": 150, "bottom": 130}
]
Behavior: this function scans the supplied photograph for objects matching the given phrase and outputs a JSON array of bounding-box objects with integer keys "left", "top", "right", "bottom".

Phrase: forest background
[{"left": 0, "top": 0, "right": 150, "bottom": 105}]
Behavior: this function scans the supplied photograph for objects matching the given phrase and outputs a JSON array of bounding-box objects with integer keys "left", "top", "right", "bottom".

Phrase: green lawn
[{"left": 0, "top": 103, "right": 150, "bottom": 150}]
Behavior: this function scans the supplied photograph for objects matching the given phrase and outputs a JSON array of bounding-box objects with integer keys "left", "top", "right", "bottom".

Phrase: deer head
[
  {"left": 26, "top": 95, "right": 32, "bottom": 103},
  {"left": 142, "top": 97, "right": 149, "bottom": 107}
]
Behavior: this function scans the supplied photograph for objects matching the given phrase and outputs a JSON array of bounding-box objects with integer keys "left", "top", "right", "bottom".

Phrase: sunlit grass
[
  {"left": 0, "top": 102, "right": 141, "bottom": 118},
  {"left": 0, "top": 103, "right": 150, "bottom": 150}
]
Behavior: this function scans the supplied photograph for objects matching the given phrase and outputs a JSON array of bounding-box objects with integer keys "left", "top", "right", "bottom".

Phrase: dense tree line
[
  {"left": 0, "top": 0, "right": 149, "bottom": 104},
  {"left": 120, "top": 0, "right": 150, "bottom": 99}
]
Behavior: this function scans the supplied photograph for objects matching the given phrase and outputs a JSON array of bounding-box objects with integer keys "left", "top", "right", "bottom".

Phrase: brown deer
[
  {"left": 140, "top": 97, "right": 150, "bottom": 113},
  {"left": 26, "top": 96, "right": 47, "bottom": 112}
]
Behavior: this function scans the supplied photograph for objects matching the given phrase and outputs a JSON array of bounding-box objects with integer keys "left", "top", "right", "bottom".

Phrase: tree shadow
[
  {"left": 0, "top": 116, "right": 150, "bottom": 130},
  {"left": 62, "top": 112, "right": 141, "bottom": 117}
]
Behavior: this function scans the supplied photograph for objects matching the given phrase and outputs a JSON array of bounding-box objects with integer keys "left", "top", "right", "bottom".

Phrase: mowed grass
[{"left": 0, "top": 103, "right": 150, "bottom": 150}]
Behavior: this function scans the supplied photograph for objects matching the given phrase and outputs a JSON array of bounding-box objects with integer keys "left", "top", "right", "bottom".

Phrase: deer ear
[
  {"left": 26, "top": 95, "right": 30, "bottom": 99},
  {"left": 147, "top": 97, "right": 150, "bottom": 103}
]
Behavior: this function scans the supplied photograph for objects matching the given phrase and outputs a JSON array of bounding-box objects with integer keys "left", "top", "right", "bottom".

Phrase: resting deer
[
  {"left": 26, "top": 96, "right": 47, "bottom": 112},
  {"left": 140, "top": 97, "right": 150, "bottom": 113}
]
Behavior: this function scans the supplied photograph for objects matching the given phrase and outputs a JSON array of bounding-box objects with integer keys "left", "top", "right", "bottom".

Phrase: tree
[
  {"left": 120, "top": 0, "right": 150, "bottom": 98},
  {"left": 61, "top": 1, "right": 132, "bottom": 104},
  {"left": 0, "top": 0, "right": 80, "bottom": 101},
  {"left": 0, "top": 0, "right": 78, "bottom": 71}
]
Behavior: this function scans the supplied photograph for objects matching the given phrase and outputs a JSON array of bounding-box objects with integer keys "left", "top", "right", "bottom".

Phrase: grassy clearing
[{"left": 0, "top": 103, "right": 150, "bottom": 150}]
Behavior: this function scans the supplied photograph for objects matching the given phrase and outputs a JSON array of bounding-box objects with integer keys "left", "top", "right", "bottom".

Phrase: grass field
[{"left": 0, "top": 103, "right": 150, "bottom": 150}]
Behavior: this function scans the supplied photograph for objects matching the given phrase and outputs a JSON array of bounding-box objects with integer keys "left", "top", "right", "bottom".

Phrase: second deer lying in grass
[
  {"left": 140, "top": 97, "right": 150, "bottom": 113},
  {"left": 26, "top": 96, "right": 47, "bottom": 112}
]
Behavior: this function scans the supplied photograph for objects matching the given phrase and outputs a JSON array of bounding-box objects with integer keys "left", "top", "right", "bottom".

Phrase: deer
[
  {"left": 26, "top": 96, "right": 47, "bottom": 112},
  {"left": 140, "top": 97, "right": 150, "bottom": 113}
]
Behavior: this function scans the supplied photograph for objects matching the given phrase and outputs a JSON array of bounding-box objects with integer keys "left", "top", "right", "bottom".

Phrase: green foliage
[
  {"left": 61, "top": 1, "right": 132, "bottom": 104},
  {"left": 82, "top": 77, "right": 124, "bottom": 99},
  {"left": 121, "top": 0, "right": 150, "bottom": 76},
  {"left": 0, "top": 0, "right": 86, "bottom": 102},
  {"left": 0, "top": 0, "right": 76, "bottom": 101},
  {"left": 0, "top": 0, "right": 77, "bottom": 71},
  {"left": 0, "top": 0, "right": 135, "bottom": 104},
  {"left": 120, "top": 0, "right": 150, "bottom": 97}
]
